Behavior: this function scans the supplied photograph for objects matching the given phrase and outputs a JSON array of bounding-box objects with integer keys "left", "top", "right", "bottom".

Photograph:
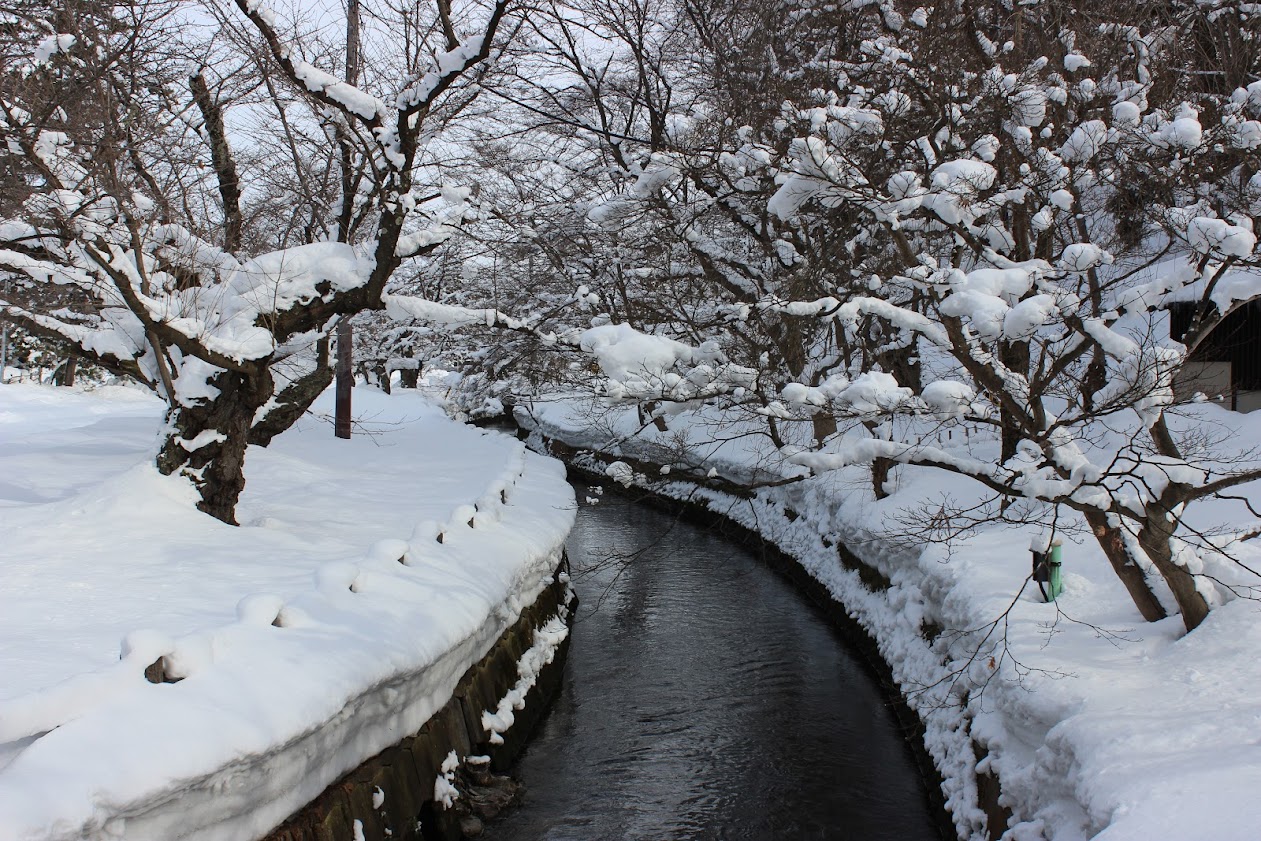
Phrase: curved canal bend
[{"left": 483, "top": 486, "right": 945, "bottom": 841}]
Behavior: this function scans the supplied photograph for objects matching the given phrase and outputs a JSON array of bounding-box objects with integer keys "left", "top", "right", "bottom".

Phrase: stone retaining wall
[{"left": 262, "top": 563, "right": 576, "bottom": 841}]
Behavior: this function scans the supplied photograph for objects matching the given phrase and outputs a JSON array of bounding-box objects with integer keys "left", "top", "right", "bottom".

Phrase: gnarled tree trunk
[{"left": 157, "top": 367, "right": 274, "bottom": 525}]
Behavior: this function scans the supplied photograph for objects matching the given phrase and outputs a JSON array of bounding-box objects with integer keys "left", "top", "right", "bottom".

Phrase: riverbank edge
[
  {"left": 261, "top": 562, "right": 577, "bottom": 841},
  {"left": 518, "top": 425, "right": 995, "bottom": 841}
]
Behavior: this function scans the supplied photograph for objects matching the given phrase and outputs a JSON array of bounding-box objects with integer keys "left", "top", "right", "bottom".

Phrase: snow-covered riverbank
[
  {"left": 0, "top": 383, "right": 574, "bottom": 840},
  {"left": 520, "top": 397, "right": 1261, "bottom": 841}
]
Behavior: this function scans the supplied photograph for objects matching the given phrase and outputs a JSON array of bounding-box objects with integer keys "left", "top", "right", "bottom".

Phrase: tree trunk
[
  {"left": 1081, "top": 347, "right": 1107, "bottom": 413},
  {"left": 1139, "top": 419, "right": 1214, "bottom": 631},
  {"left": 156, "top": 367, "right": 273, "bottom": 525},
  {"left": 879, "top": 341, "right": 922, "bottom": 392},
  {"left": 871, "top": 455, "right": 892, "bottom": 499},
  {"left": 1083, "top": 509, "right": 1169, "bottom": 623},
  {"left": 375, "top": 361, "right": 391, "bottom": 394},
  {"left": 56, "top": 353, "right": 78, "bottom": 386},
  {"left": 190, "top": 72, "right": 243, "bottom": 254},
  {"left": 812, "top": 411, "right": 837, "bottom": 448},
  {"left": 862, "top": 419, "right": 892, "bottom": 498},
  {"left": 998, "top": 339, "right": 1030, "bottom": 462},
  {"left": 1137, "top": 490, "right": 1212, "bottom": 632}
]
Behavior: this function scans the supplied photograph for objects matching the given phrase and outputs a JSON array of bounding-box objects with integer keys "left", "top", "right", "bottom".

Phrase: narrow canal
[{"left": 483, "top": 485, "right": 945, "bottom": 841}]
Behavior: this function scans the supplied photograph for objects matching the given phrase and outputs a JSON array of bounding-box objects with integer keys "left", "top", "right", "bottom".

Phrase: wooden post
[
  {"left": 335, "top": 317, "right": 352, "bottom": 439},
  {"left": 57, "top": 353, "right": 78, "bottom": 386},
  {"left": 1, "top": 279, "right": 8, "bottom": 381}
]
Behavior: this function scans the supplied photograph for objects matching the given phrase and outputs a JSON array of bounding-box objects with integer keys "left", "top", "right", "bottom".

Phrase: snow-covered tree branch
[{"left": 0, "top": 0, "right": 519, "bottom": 522}]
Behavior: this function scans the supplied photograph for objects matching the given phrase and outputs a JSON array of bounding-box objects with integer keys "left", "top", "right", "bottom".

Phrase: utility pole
[{"left": 333, "top": 0, "right": 361, "bottom": 441}]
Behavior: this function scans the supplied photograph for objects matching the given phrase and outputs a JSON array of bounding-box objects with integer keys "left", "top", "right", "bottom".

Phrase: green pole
[{"left": 1047, "top": 540, "right": 1064, "bottom": 601}]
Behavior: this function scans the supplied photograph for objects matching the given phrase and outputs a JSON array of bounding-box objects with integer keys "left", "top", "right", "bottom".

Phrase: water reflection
[{"left": 483, "top": 490, "right": 943, "bottom": 841}]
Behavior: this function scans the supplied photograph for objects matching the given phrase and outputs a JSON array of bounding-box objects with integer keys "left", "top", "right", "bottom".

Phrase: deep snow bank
[
  {"left": 519, "top": 397, "right": 1261, "bottom": 841},
  {"left": 0, "top": 383, "right": 575, "bottom": 840}
]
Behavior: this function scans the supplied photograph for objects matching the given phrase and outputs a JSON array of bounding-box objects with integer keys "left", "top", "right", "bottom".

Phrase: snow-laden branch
[
  {"left": 236, "top": 0, "right": 511, "bottom": 172},
  {"left": 383, "top": 293, "right": 574, "bottom": 347},
  {"left": 0, "top": 301, "right": 146, "bottom": 377},
  {"left": 576, "top": 322, "right": 758, "bottom": 404},
  {"left": 234, "top": 0, "right": 388, "bottom": 126}
]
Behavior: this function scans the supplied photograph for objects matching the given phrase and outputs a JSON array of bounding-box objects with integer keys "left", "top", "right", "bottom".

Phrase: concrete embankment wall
[{"left": 262, "top": 565, "right": 575, "bottom": 841}]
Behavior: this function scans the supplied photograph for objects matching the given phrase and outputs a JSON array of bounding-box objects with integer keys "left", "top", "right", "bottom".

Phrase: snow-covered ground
[
  {"left": 0, "top": 382, "right": 574, "bottom": 841},
  {"left": 520, "top": 397, "right": 1261, "bottom": 841}
]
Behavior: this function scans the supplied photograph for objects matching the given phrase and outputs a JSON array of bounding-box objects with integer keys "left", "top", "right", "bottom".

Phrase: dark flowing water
[{"left": 484, "top": 488, "right": 943, "bottom": 841}]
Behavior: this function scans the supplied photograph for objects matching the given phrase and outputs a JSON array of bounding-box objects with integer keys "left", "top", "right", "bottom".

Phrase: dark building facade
[{"left": 1169, "top": 301, "right": 1261, "bottom": 411}]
